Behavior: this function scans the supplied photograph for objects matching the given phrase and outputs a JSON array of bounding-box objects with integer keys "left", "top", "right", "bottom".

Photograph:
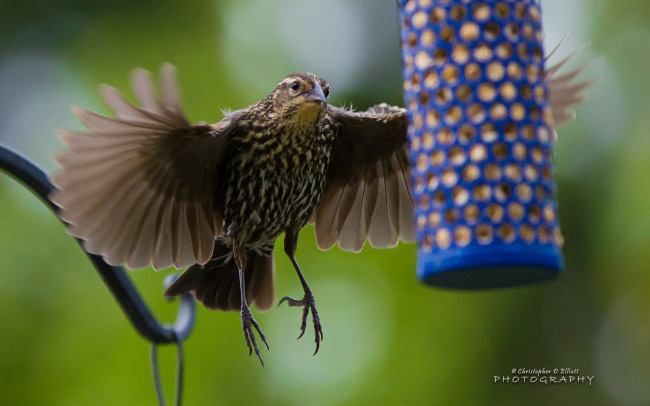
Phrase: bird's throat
[{"left": 294, "top": 102, "right": 325, "bottom": 129}]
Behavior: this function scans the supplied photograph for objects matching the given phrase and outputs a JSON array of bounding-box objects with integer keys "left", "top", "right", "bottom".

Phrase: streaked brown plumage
[{"left": 50, "top": 51, "right": 592, "bottom": 365}]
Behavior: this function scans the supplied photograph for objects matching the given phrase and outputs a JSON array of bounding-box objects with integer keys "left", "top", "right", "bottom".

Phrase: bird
[{"left": 50, "top": 54, "right": 591, "bottom": 365}]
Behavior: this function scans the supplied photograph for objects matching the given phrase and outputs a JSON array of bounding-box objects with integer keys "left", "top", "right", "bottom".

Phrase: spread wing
[
  {"left": 311, "top": 104, "right": 415, "bottom": 253},
  {"left": 546, "top": 51, "right": 597, "bottom": 127},
  {"left": 312, "top": 50, "right": 594, "bottom": 253},
  {"left": 50, "top": 64, "right": 242, "bottom": 270}
]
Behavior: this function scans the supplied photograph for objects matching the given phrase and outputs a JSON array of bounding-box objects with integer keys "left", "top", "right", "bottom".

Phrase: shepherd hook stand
[{"left": 0, "top": 143, "right": 195, "bottom": 406}]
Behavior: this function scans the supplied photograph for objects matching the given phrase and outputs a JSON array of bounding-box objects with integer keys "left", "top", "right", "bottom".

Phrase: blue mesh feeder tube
[{"left": 399, "top": 0, "right": 564, "bottom": 289}]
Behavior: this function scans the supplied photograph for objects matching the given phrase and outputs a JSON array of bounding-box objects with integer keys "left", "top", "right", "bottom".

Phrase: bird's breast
[{"left": 222, "top": 133, "right": 332, "bottom": 247}]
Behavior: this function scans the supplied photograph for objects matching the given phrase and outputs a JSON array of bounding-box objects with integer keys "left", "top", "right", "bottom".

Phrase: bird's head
[{"left": 271, "top": 72, "right": 329, "bottom": 126}]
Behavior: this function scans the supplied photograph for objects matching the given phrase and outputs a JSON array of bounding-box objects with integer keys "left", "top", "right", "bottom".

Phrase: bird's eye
[
  {"left": 323, "top": 87, "right": 330, "bottom": 98},
  {"left": 290, "top": 81, "right": 300, "bottom": 91}
]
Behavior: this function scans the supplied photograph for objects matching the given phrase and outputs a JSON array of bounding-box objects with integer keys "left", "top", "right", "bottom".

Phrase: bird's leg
[
  {"left": 278, "top": 228, "right": 324, "bottom": 355},
  {"left": 233, "top": 243, "right": 269, "bottom": 366}
]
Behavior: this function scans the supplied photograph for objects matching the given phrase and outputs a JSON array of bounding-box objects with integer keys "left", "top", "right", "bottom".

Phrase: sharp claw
[
  {"left": 241, "top": 307, "right": 268, "bottom": 366},
  {"left": 279, "top": 292, "right": 323, "bottom": 354},
  {"left": 258, "top": 331, "right": 270, "bottom": 351},
  {"left": 243, "top": 329, "right": 252, "bottom": 356},
  {"left": 250, "top": 318, "right": 270, "bottom": 351},
  {"left": 250, "top": 335, "right": 257, "bottom": 356}
]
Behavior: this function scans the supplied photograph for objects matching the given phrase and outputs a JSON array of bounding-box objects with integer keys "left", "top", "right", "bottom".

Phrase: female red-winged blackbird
[{"left": 51, "top": 59, "right": 590, "bottom": 365}]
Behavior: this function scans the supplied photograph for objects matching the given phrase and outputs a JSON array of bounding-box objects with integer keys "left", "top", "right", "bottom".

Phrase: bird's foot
[
  {"left": 241, "top": 306, "right": 269, "bottom": 366},
  {"left": 278, "top": 290, "right": 323, "bottom": 355}
]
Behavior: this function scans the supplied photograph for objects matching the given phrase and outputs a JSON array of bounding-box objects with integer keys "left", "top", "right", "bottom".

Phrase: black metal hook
[
  {"left": 1, "top": 142, "right": 194, "bottom": 405},
  {"left": 0, "top": 142, "right": 196, "bottom": 343}
]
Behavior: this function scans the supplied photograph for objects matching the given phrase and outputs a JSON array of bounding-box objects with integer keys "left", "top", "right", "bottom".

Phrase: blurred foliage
[{"left": 1, "top": 0, "right": 649, "bottom": 405}]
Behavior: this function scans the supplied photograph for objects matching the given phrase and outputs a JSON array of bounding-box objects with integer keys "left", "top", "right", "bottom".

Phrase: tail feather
[{"left": 164, "top": 242, "right": 274, "bottom": 311}]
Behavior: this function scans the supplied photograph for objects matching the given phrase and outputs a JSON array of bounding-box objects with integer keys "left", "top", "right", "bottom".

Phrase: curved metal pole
[{"left": 0, "top": 143, "right": 196, "bottom": 344}]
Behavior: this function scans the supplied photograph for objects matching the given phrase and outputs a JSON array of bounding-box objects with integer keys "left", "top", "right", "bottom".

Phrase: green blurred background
[{"left": 1, "top": 0, "right": 648, "bottom": 404}]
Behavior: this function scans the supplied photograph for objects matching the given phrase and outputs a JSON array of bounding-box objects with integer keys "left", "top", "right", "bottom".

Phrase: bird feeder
[{"left": 399, "top": 0, "right": 563, "bottom": 289}]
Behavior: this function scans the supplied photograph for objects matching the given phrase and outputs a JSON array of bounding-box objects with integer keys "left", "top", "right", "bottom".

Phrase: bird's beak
[{"left": 304, "top": 82, "right": 327, "bottom": 105}]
